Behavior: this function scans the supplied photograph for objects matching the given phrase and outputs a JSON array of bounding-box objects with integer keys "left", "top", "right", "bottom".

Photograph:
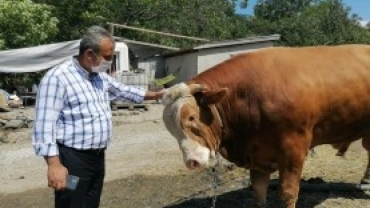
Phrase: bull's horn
[{"left": 188, "top": 84, "right": 206, "bottom": 94}]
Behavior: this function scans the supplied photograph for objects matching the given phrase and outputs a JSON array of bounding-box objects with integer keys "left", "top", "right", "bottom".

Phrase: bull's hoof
[
  {"left": 335, "top": 150, "right": 346, "bottom": 157},
  {"left": 309, "top": 149, "right": 316, "bottom": 157}
]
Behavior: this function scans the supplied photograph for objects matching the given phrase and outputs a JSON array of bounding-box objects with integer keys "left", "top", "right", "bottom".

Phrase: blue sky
[{"left": 236, "top": 0, "right": 370, "bottom": 20}]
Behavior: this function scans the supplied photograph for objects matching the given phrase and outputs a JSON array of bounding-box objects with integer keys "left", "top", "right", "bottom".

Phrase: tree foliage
[
  {"left": 1, "top": 0, "right": 369, "bottom": 50},
  {"left": 0, "top": 0, "right": 58, "bottom": 49},
  {"left": 35, "top": 0, "right": 252, "bottom": 47},
  {"left": 33, "top": 0, "right": 103, "bottom": 41},
  {"left": 251, "top": 0, "right": 370, "bottom": 46},
  {"left": 255, "top": 0, "right": 315, "bottom": 21}
]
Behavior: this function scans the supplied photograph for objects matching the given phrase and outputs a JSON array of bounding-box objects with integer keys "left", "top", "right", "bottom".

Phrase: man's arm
[
  {"left": 104, "top": 74, "right": 164, "bottom": 102},
  {"left": 32, "top": 74, "right": 68, "bottom": 190},
  {"left": 32, "top": 74, "right": 65, "bottom": 157},
  {"left": 143, "top": 90, "right": 166, "bottom": 101}
]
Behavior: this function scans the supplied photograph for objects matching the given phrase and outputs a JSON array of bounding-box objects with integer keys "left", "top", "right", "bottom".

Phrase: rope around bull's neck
[{"left": 209, "top": 104, "right": 223, "bottom": 152}]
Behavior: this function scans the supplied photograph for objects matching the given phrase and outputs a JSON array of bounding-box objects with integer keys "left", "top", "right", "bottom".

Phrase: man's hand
[
  {"left": 144, "top": 89, "right": 167, "bottom": 101},
  {"left": 45, "top": 156, "right": 68, "bottom": 191},
  {"left": 155, "top": 89, "right": 167, "bottom": 100}
]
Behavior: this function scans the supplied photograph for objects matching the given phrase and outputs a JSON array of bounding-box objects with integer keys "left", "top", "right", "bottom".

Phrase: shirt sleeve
[
  {"left": 104, "top": 74, "right": 146, "bottom": 103},
  {"left": 32, "top": 74, "right": 65, "bottom": 156}
]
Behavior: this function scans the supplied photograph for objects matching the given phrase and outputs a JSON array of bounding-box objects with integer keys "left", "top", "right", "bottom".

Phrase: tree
[
  {"left": 31, "top": 0, "right": 251, "bottom": 47},
  {"left": 255, "top": 0, "right": 315, "bottom": 21},
  {"left": 33, "top": 0, "right": 103, "bottom": 41},
  {"left": 0, "top": 0, "right": 58, "bottom": 49},
  {"left": 249, "top": 0, "right": 370, "bottom": 46},
  {"left": 298, "top": 0, "right": 370, "bottom": 45},
  {"left": 94, "top": 0, "right": 252, "bottom": 47}
]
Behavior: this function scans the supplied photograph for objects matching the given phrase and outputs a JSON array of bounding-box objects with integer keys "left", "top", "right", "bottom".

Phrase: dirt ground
[{"left": 0, "top": 104, "right": 370, "bottom": 208}]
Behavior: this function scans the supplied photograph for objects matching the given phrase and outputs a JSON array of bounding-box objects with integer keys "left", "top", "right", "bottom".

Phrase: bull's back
[
  {"left": 193, "top": 44, "right": 370, "bottom": 144},
  {"left": 262, "top": 45, "right": 370, "bottom": 110},
  {"left": 266, "top": 45, "right": 370, "bottom": 144}
]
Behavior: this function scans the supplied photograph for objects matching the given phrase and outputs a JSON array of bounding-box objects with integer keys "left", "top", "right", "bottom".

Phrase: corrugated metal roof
[
  {"left": 163, "top": 34, "right": 280, "bottom": 57},
  {"left": 193, "top": 34, "right": 280, "bottom": 50},
  {"left": 114, "top": 34, "right": 280, "bottom": 58}
]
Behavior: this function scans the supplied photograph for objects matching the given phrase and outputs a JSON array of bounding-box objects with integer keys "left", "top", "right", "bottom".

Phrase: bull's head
[{"left": 162, "top": 83, "right": 228, "bottom": 170}]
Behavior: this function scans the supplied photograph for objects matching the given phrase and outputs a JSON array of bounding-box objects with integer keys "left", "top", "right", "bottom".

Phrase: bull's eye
[{"left": 189, "top": 115, "right": 196, "bottom": 121}]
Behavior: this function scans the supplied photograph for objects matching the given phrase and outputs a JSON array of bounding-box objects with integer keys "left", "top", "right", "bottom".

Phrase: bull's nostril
[{"left": 186, "top": 159, "right": 200, "bottom": 169}]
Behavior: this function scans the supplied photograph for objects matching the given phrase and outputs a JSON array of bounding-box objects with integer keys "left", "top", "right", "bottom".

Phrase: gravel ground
[{"left": 0, "top": 104, "right": 369, "bottom": 208}]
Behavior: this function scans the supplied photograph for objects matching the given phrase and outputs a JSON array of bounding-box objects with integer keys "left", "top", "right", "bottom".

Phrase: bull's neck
[{"left": 215, "top": 94, "right": 258, "bottom": 167}]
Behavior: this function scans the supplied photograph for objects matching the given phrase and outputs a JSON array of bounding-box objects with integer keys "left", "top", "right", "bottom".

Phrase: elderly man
[{"left": 32, "top": 26, "right": 164, "bottom": 208}]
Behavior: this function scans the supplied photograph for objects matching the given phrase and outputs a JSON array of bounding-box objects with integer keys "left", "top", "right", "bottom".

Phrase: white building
[{"left": 159, "top": 34, "right": 280, "bottom": 86}]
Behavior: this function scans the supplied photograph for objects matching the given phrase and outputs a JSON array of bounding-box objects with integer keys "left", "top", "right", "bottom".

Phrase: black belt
[{"left": 57, "top": 142, "right": 106, "bottom": 155}]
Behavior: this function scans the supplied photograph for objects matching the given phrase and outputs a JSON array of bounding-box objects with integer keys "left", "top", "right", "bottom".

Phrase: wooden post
[
  {"left": 106, "top": 22, "right": 209, "bottom": 42},
  {"left": 108, "top": 23, "right": 114, "bottom": 36}
]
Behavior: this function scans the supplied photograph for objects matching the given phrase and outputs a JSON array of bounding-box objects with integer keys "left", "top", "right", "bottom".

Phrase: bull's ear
[{"left": 198, "top": 88, "right": 228, "bottom": 105}]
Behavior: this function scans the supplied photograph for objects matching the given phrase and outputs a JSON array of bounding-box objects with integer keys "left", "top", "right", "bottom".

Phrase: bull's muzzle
[{"left": 185, "top": 159, "right": 201, "bottom": 170}]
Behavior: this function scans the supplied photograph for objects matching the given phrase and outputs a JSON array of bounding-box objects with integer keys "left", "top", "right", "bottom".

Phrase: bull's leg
[
  {"left": 250, "top": 169, "right": 270, "bottom": 208},
  {"left": 278, "top": 162, "right": 304, "bottom": 208},
  {"left": 361, "top": 137, "right": 370, "bottom": 184},
  {"left": 362, "top": 152, "right": 370, "bottom": 184},
  {"left": 332, "top": 142, "right": 351, "bottom": 157},
  {"left": 278, "top": 133, "right": 309, "bottom": 208}
]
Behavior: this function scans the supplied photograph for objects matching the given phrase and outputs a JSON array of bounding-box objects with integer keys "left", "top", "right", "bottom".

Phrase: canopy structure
[
  {"left": 0, "top": 40, "right": 129, "bottom": 73},
  {"left": 0, "top": 40, "right": 80, "bottom": 73}
]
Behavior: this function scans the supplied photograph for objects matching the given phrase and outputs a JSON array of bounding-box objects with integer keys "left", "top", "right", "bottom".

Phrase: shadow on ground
[
  {"left": 1, "top": 171, "right": 370, "bottom": 208},
  {"left": 164, "top": 178, "right": 370, "bottom": 208}
]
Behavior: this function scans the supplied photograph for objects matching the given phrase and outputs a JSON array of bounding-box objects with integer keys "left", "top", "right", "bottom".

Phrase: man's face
[{"left": 86, "top": 38, "right": 115, "bottom": 71}]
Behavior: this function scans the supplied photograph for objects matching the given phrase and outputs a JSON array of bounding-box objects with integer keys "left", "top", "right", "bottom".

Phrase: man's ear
[{"left": 197, "top": 88, "right": 228, "bottom": 105}]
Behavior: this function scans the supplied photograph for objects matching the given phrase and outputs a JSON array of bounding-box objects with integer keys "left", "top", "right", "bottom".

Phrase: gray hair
[{"left": 79, "top": 26, "right": 115, "bottom": 55}]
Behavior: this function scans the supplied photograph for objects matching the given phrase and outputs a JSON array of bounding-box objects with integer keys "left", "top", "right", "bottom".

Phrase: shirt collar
[{"left": 72, "top": 57, "right": 98, "bottom": 80}]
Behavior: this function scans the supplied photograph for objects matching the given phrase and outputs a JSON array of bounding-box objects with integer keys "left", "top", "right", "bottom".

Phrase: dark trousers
[{"left": 55, "top": 143, "right": 105, "bottom": 208}]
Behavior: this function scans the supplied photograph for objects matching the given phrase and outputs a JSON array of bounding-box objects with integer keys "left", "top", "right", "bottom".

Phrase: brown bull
[{"left": 162, "top": 44, "right": 370, "bottom": 208}]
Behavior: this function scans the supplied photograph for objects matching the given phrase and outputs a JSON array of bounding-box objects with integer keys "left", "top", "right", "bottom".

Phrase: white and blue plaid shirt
[{"left": 32, "top": 58, "right": 146, "bottom": 156}]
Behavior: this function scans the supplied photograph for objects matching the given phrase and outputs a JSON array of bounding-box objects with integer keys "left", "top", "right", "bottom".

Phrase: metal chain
[
  {"left": 210, "top": 153, "right": 252, "bottom": 208},
  {"left": 211, "top": 152, "right": 221, "bottom": 208}
]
